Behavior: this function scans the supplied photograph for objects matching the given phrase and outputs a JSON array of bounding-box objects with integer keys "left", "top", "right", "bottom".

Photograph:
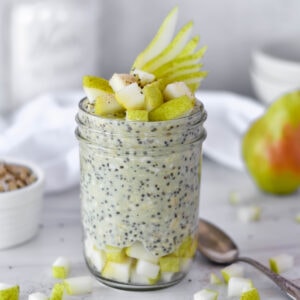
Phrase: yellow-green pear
[{"left": 242, "top": 90, "right": 300, "bottom": 194}]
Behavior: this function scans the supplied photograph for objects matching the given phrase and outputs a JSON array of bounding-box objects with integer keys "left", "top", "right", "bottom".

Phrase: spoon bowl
[{"left": 197, "top": 219, "right": 300, "bottom": 300}]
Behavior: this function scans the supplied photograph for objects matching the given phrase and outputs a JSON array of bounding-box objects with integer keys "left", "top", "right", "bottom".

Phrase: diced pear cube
[
  {"left": 82, "top": 75, "right": 114, "bottom": 103},
  {"left": 161, "top": 271, "right": 175, "bottom": 282},
  {"left": 143, "top": 82, "right": 164, "bottom": 112},
  {"left": 174, "top": 235, "right": 197, "bottom": 258},
  {"left": 227, "top": 277, "right": 253, "bottom": 297},
  {"left": 210, "top": 273, "right": 223, "bottom": 285},
  {"left": 115, "top": 82, "right": 145, "bottom": 110},
  {"left": 159, "top": 255, "right": 180, "bottom": 272},
  {"left": 149, "top": 95, "right": 194, "bottom": 121},
  {"left": 221, "top": 263, "right": 244, "bottom": 283},
  {"left": 193, "top": 288, "right": 219, "bottom": 300},
  {"left": 135, "top": 259, "right": 160, "bottom": 279},
  {"left": 130, "top": 265, "right": 160, "bottom": 285},
  {"left": 109, "top": 73, "right": 136, "bottom": 92},
  {"left": 64, "top": 276, "right": 93, "bottom": 295},
  {"left": 52, "top": 256, "right": 70, "bottom": 279},
  {"left": 102, "top": 258, "right": 132, "bottom": 283},
  {"left": 28, "top": 292, "right": 48, "bottom": 300},
  {"left": 94, "top": 94, "right": 124, "bottom": 116},
  {"left": 126, "top": 110, "right": 149, "bottom": 121},
  {"left": 105, "top": 245, "right": 127, "bottom": 263},
  {"left": 269, "top": 253, "right": 294, "bottom": 274},
  {"left": 237, "top": 205, "right": 261, "bottom": 223},
  {"left": 131, "top": 69, "right": 155, "bottom": 86},
  {"left": 84, "top": 239, "right": 106, "bottom": 272},
  {"left": 49, "top": 283, "right": 65, "bottom": 300},
  {"left": 0, "top": 283, "right": 19, "bottom": 300},
  {"left": 125, "top": 242, "right": 159, "bottom": 263},
  {"left": 180, "top": 258, "right": 193, "bottom": 273},
  {"left": 163, "top": 81, "right": 194, "bottom": 101},
  {"left": 240, "top": 287, "right": 261, "bottom": 300}
]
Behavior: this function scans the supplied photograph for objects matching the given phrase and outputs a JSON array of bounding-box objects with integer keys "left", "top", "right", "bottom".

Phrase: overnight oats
[{"left": 75, "top": 7, "right": 207, "bottom": 290}]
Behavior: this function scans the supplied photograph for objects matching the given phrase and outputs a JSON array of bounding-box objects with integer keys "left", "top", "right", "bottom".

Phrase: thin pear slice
[
  {"left": 132, "top": 7, "right": 179, "bottom": 69},
  {"left": 162, "top": 64, "right": 202, "bottom": 80},
  {"left": 177, "top": 35, "right": 200, "bottom": 57},
  {"left": 153, "top": 47, "right": 207, "bottom": 78},
  {"left": 165, "top": 72, "right": 207, "bottom": 92},
  {"left": 142, "top": 21, "right": 194, "bottom": 73}
]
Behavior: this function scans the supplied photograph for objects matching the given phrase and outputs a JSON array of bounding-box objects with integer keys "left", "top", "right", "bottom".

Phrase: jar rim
[{"left": 78, "top": 97, "right": 207, "bottom": 126}]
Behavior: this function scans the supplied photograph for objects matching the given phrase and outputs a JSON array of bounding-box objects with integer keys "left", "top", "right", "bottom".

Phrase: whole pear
[{"left": 242, "top": 90, "right": 300, "bottom": 194}]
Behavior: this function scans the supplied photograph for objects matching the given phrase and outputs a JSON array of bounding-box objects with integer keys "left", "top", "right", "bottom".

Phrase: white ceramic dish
[
  {"left": 252, "top": 39, "right": 300, "bottom": 82},
  {"left": 0, "top": 157, "right": 45, "bottom": 249},
  {"left": 250, "top": 68, "right": 300, "bottom": 105}
]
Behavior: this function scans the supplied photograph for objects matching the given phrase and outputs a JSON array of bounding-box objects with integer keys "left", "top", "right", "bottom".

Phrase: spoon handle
[{"left": 238, "top": 256, "right": 300, "bottom": 300}]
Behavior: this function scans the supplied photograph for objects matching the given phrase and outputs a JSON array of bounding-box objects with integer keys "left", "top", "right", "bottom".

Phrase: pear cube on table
[{"left": 0, "top": 283, "right": 19, "bottom": 300}]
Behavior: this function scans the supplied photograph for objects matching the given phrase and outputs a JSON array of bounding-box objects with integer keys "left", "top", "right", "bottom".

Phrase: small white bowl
[
  {"left": 0, "top": 157, "right": 45, "bottom": 249},
  {"left": 250, "top": 68, "right": 300, "bottom": 105},
  {"left": 252, "top": 39, "right": 300, "bottom": 82}
]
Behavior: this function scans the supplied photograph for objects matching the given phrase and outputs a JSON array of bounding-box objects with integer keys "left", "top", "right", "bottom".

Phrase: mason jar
[{"left": 75, "top": 98, "right": 207, "bottom": 290}]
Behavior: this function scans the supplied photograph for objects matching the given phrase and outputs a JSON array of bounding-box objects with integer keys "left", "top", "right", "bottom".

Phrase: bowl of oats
[{"left": 0, "top": 157, "right": 45, "bottom": 249}]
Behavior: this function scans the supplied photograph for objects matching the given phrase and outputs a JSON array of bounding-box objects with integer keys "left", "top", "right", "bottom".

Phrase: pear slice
[
  {"left": 135, "top": 259, "right": 160, "bottom": 279},
  {"left": 227, "top": 277, "right": 254, "bottom": 298},
  {"left": 82, "top": 75, "right": 114, "bottom": 104},
  {"left": 221, "top": 263, "right": 244, "bottom": 283},
  {"left": 143, "top": 81, "right": 164, "bottom": 111},
  {"left": 149, "top": 95, "right": 194, "bottom": 121},
  {"left": 162, "top": 64, "right": 203, "bottom": 82},
  {"left": 193, "top": 288, "right": 219, "bottom": 300},
  {"left": 0, "top": 283, "right": 19, "bottom": 300},
  {"left": 269, "top": 253, "right": 294, "bottom": 274},
  {"left": 142, "top": 21, "right": 194, "bottom": 73},
  {"left": 102, "top": 258, "right": 132, "bottom": 283},
  {"left": 165, "top": 71, "right": 207, "bottom": 91},
  {"left": 49, "top": 283, "right": 65, "bottom": 300},
  {"left": 52, "top": 256, "right": 70, "bottom": 279},
  {"left": 177, "top": 35, "right": 200, "bottom": 57},
  {"left": 153, "top": 47, "right": 207, "bottom": 78},
  {"left": 109, "top": 73, "right": 137, "bottom": 93},
  {"left": 240, "top": 287, "right": 261, "bottom": 300},
  {"left": 115, "top": 82, "right": 145, "bottom": 110},
  {"left": 163, "top": 81, "right": 194, "bottom": 101},
  {"left": 159, "top": 255, "right": 180, "bottom": 272},
  {"left": 28, "top": 292, "right": 48, "bottom": 300},
  {"left": 126, "top": 110, "right": 149, "bottom": 121},
  {"left": 64, "top": 276, "right": 93, "bottom": 295},
  {"left": 132, "top": 7, "right": 179, "bottom": 69}
]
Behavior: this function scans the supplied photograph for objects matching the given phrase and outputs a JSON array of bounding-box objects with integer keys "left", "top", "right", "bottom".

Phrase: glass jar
[{"left": 75, "top": 98, "right": 207, "bottom": 290}]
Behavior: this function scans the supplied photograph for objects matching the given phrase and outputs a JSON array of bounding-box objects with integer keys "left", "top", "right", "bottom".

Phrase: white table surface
[{"left": 0, "top": 158, "right": 299, "bottom": 299}]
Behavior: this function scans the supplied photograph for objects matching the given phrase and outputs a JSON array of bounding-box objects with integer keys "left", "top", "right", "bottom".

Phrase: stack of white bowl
[{"left": 250, "top": 39, "right": 300, "bottom": 105}]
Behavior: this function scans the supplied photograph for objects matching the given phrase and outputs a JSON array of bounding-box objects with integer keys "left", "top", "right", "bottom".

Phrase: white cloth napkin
[
  {"left": 0, "top": 89, "right": 265, "bottom": 193},
  {"left": 0, "top": 90, "right": 84, "bottom": 193},
  {"left": 196, "top": 90, "right": 265, "bottom": 170}
]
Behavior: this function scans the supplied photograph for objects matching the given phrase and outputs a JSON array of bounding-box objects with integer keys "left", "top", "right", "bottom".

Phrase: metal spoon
[{"left": 198, "top": 219, "right": 300, "bottom": 299}]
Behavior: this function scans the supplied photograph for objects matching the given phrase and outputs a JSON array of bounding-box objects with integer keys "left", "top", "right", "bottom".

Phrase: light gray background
[{"left": 99, "top": 0, "right": 300, "bottom": 97}]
